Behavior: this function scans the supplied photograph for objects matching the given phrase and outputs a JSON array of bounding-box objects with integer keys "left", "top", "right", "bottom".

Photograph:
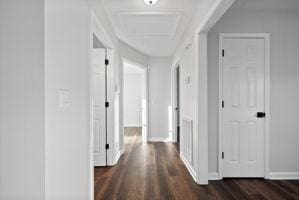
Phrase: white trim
[
  {"left": 208, "top": 173, "right": 221, "bottom": 180},
  {"left": 180, "top": 152, "right": 197, "bottom": 182},
  {"left": 197, "top": 0, "right": 235, "bottom": 33},
  {"left": 196, "top": 33, "right": 209, "bottom": 185},
  {"left": 147, "top": 137, "right": 172, "bottom": 142},
  {"left": 124, "top": 124, "right": 142, "bottom": 127},
  {"left": 111, "top": 150, "right": 123, "bottom": 166},
  {"left": 91, "top": 11, "right": 114, "bottom": 49},
  {"left": 218, "top": 33, "right": 271, "bottom": 179},
  {"left": 208, "top": 172, "right": 299, "bottom": 180},
  {"left": 269, "top": 172, "right": 299, "bottom": 180}
]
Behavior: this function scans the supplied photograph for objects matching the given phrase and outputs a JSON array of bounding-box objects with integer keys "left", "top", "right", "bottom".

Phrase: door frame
[
  {"left": 171, "top": 59, "right": 180, "bottom": 143},
  {"left": 218, "top": 33, "right": 270, "bottom": 179},
  {"left": 88, "top": 10, "right": 115, "bottom": 200},
  {"left": 122, "top": 58, "right": 149, "bottom": 143}
]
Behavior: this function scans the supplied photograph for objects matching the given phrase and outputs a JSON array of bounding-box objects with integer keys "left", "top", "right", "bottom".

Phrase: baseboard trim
[
  {"left": 180, "top": 152, "right": 197, "bottom": 182},
  {"left": 147, "top": 137, "right": 172, "bottom": 142},
  {"left": 207, "top": 172, "right": 299, "bottom": 180},
  {"left": 269, "top": 172, "right": 299, "bottom": 180},
  {"left": 124, "top": 124, "right": 142, "bottom": 127},
  {"left": 208, "top": 172, "right": 221, "bottom": 180},
  {"left": 112, "top": 151, "right": 122, "bottom": 165}
]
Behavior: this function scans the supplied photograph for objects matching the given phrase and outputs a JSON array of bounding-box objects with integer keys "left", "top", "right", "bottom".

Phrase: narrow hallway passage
[
  {"left": 94, "top": 127, "right": 202, "bottom": 199},
  {"left": 94, "top": 128, "right": 299, "bottom": 200}
]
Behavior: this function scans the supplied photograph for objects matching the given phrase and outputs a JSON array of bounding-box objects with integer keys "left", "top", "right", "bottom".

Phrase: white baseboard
[
  {"left": 124, "top": 124, "right": 142, "bottom": 127},
  {"left": 180, "top": 152, "right": 197, "bottom": 182},
  {"left": 111, "top": 151, "right": 122, "bottom": 165},
  {"left": 208, "top": 172, "right": 221, "bottom": 180},
  {"left": 269, "top": 172, "right": 299, "bottom": 180},
  {"left": 207, "top": 172, "right": 299, "bottom": 180},
  {"left": 147, "top": 137, "right": 172, "bottom": 142}
]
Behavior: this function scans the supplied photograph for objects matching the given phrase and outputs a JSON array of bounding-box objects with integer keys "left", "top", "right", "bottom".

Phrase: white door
[
  {"left": 93, "top": 49, "right": 106, "bottom": 166},
  {"left": 222, "top": 38, "right": 265, "bottom": 177},
  {"left": 105, "top": 49, "right": 114, "bottom": 165}
]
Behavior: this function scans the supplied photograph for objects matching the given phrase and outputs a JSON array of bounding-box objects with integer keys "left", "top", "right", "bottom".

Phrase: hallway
[{"left": 94, "top": 128, "right": 299, "bottom": 200}]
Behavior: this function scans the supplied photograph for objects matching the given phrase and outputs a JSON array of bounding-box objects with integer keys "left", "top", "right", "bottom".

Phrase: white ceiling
[{"left": 102, "top": 0, "right": 203, "bottom": 57}]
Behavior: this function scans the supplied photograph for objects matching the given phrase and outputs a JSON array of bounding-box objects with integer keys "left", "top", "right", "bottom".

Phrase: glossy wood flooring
[{"left": 94, "top": 127, "right": 299, "bottom": 200}]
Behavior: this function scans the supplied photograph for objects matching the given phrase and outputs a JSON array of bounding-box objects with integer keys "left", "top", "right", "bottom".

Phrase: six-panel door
[{"left": 222, "top": 38, "right": 265, "bottom": 177}]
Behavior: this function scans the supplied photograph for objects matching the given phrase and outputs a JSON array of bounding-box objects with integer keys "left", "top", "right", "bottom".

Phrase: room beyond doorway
[{"left": 122, "top": 60, "right": 148, "bottom": 144}]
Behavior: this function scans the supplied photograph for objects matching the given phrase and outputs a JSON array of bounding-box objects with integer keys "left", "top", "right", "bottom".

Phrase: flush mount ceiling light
[{"left": 144, "top": 0, "right": 159, "bottom": 6}]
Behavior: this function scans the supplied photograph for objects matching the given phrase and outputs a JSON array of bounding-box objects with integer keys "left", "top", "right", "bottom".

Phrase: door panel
[
  {"left": 105, "top": 49, "right": 114, "bottom": 165},
  {"left": 93, "top": 49, "right": 106, "bottom": 166},
  {"left": 222, "top": 38, "right": 265, "bottom": 177}
]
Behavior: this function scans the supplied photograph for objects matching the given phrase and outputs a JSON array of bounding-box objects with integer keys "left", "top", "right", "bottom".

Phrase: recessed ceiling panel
[{"left": 119, "top": 13, "right": 181, "bottom": 36}]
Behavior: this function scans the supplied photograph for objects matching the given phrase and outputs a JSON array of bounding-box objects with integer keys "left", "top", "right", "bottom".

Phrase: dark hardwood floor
[{"left": 94, "top": 127, "right": 299, "bottom": 200}]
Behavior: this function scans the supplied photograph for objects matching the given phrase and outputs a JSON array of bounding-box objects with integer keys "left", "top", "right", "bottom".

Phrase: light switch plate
[{"left": 58, "top": 89, "right": 71, "bottom": 108}]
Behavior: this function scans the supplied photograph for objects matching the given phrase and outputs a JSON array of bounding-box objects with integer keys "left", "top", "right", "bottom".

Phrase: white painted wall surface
[
  {"left": 208, "top": 0, "right": 299, "bottom": 173},
  {"left": 124, "top": 72, "right": 142, "bottom": 127},
  {"left": 119, "top": 41, "right": 149, "bottom": 68},
  {"left": 0, "top": 0, "right": 45, "bottom": 199},
  {"left": 171, "top": 0, "right": 221, "bottom": 182},
  {"left": 148, "top": 57, "right": 172, "bottom": 140},
  {"left": 44, "top": 0, "right": 90, "bottom": 199}
]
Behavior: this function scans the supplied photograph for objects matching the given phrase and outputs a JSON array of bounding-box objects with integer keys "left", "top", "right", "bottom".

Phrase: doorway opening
[
  {"left": 122, "top": 59, "right": 148, "bottom": 148},
  {"left": 175, "top": 66, "right": 181, "bottom": 145},
  {"left": 90, "top": 14, "right": 115, "bottom": 168},
  {"left": 171, "top": 61, "right": 181, "bottom": 148}
]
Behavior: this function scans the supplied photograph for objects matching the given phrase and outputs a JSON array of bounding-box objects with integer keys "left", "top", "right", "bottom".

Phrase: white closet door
[
  {"left": 222, "top": 38, "right": 265, "bottom": 177},
  {"left": 93, "top": 49, "right": 106, "bottom": 166},
  {"left": 106, "top": 49, "right": 115, "bottom": 165}
]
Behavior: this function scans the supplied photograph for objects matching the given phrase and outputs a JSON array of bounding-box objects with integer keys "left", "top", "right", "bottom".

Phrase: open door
[
  {"left": 93, "top": 49, "right": 107, "bottom": 166},
  {"left": 106, "top": 49, "right": 115, "bottom": 166}
]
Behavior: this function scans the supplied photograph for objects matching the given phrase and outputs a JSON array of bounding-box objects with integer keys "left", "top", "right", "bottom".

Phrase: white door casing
[
  {"left": 219, "top": 34, "right": 270, "bottom": 178},
  {"left": 141, "top": 68, "right": 148, "bottom": 142},
  {"left": 93, "top": 49, "right": 106, "bottom": 166}
]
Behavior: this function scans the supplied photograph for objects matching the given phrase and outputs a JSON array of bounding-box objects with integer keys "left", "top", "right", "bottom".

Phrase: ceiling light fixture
[{"left": 144, "top": 0, "right": 158, "bottom": 6}]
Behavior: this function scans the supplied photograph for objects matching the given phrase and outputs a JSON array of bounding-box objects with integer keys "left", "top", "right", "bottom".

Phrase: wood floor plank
[{"left": 95, "top": 127, "right": 299, "bottom": 200}]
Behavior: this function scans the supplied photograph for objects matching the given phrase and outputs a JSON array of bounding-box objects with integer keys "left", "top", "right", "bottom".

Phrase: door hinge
[
  {"left": 105, "top": 59, "right": 109, "bottom": 65},
  {"left": 105, "top": 144, "right": 109, "bottom": 150},
  {"left": 105, "top": 102, "right": 109, "bottom": 108},
  {"left": 222, "top": 49, "right": 225, "bottom": 57},
  {"left": 222, "top": 152, "right": 224, "bottom": 159},
  {"left": 222, "top": 101, "right": 224, "bottom": 108}
]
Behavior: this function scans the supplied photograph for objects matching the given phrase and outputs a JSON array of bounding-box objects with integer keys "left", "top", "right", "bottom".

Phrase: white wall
[
  {"left": 171, "top": 0, "right": 224, "bottom": 183},
  {"left": 0, "top": 0, "right": 149, "bottom": 199},
  {"left": 119, "top": 41, "right": 148, "bottom": 68},
  {"left": 0, "top": 0, "right": 45, "bottom": 199},
  {"left": 44, "top": 0, "right": 91, "bottom": 199},
  {"left": 148, "top": 57, "right": 172, "bottom": 140},
  {"left": 208, "top": 0, "right": 299, "bottom": 173},
  {"left": 124, "top": 72, "right": 142, "bottom": 127}
]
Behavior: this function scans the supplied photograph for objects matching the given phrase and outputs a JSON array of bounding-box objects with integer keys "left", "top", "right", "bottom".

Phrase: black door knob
[{"left": 257, "top": 112, "right": 266, "bottom": 118}]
